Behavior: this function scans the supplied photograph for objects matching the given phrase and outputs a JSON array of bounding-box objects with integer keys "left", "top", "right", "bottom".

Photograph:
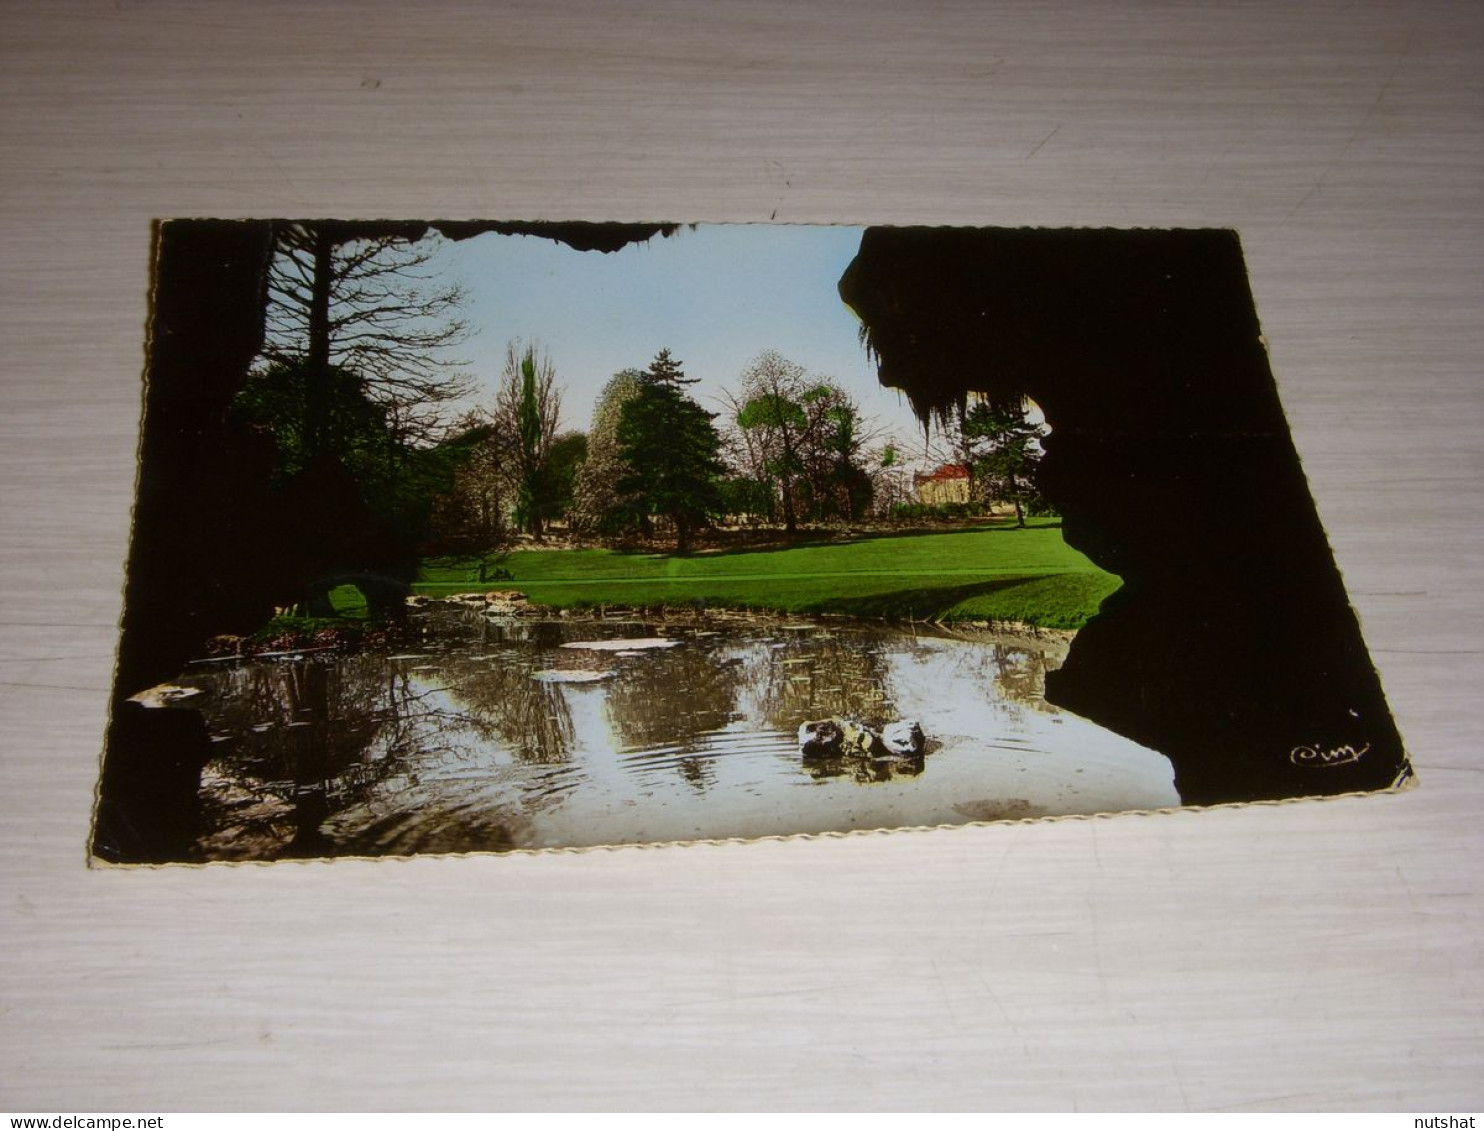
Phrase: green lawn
[{"left": 416, "top": 519, "right": 1122, "bottom": 630}]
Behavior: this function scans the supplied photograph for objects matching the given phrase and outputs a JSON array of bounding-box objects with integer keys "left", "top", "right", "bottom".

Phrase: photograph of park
[{"left": 93, "top": 220, "right": 1412, "bottom": 864}]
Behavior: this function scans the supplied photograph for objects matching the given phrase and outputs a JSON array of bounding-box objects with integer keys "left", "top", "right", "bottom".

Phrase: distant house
[{"left": 913, "top": 463, "right": 971, "bottom": 505}]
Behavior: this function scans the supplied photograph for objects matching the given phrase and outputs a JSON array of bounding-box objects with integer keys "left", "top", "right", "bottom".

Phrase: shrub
[{"left": 887, "top": 501, "right": 981, "bottom": 522}]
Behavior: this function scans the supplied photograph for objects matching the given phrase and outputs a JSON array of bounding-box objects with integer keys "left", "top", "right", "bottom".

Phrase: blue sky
[{"left": 437, "top": 223, "right": 930, "bottom": 453}]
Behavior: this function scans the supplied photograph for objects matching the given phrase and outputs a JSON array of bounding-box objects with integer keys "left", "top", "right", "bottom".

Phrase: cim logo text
[{"left": 1290, "top": 742, "right": 1370, "bottom": 768}]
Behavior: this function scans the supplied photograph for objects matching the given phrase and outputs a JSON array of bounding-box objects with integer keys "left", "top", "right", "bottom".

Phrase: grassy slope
[{"left": 415, "top": 519, "right": 1122, "bottom": 630}]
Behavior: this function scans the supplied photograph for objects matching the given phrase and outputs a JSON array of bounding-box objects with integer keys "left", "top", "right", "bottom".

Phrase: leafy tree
[
  {"left": 543, "top": 431, "right": 589, "bottom": 525},
  {"left": 230, "top": 227, "right": 476, "bottom": 571},
  {"left": 257, "top": 222, "right": 473, "bottom": 448},
  {"left": 232, "top": 358, "right": 458, "bottom": 545},
  {"left": 731, "top": 352, "right": 811, "bottom": 532},
  {"left": 717, "top": 475, "right": 775, "bottom": 524},
  {"left": 426, "top": 419, "right": 509, "bottom": 568},
  {"left": 571, "top": 369, "right": 647, "bottom": 537},
  {"left": 866, "top": 442, "right": 914, "bottom": 517},
  {"left": 617, "top": 351, "right": 726, "bottom": 552},
  {"left": 730, "top": 350, "right": 874, "bottom": 530},
  {"left": 816, "top": 399, "right": 874, "bottom": 521},
  {"left": 232, "top": 359, "right": 390, "bottom": 481},
  {"left": 962, "top": 400, "right": 1047, "bottom": 527}
]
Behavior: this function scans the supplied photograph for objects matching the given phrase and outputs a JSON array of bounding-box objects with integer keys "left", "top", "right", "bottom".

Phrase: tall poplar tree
[{"left": 492, "top": 342, "right": 563, "bottom": 540}]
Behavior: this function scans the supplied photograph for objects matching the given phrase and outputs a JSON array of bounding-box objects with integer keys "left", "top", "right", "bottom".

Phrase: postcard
[{"left": 92, "top": 221, "right": 1411, "bottom": 863}]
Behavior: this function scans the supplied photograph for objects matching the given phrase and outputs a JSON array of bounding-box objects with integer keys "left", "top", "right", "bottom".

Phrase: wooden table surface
[{"left": 2, "top": 0, "right": 1480, "bottom": 1112}]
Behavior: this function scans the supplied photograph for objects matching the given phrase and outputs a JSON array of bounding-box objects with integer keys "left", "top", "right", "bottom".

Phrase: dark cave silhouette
[{"left": 839, "top": 225, "right": 1407, "bottom": 805}]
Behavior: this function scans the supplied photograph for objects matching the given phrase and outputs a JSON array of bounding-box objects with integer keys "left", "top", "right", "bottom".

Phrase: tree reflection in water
[
  {"left": 754, "top": 628, "right": 897, "bottom": 731},
  {"left": 744, "top": 627, "right": 928, "bottom": 784},
  {"left": 438, "top": 651, "right": 576, "bottom": 765},
  {"left": 603, "top": 639, "right": 739, "bottom": 751},
  {"left": 195, "top": 658, "right": 463, "bottom": 859},
  {"left": 990, "top": 642, "right": 1061, "bottom": 709},
  {"left": 162, "top": 612, "right": 1171, "bottom": 861}
]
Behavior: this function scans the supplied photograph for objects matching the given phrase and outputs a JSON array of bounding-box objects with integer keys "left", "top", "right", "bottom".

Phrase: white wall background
[{"left": 1, "top": 0, "right": 1480, "bottom": 1112}]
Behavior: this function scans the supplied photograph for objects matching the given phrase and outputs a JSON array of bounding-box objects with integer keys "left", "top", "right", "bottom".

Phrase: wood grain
[{"left": 2, "top": 0, "right": 1480, "bottom": 1112}]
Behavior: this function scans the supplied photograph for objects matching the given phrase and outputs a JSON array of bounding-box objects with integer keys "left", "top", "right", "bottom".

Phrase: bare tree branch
[{"left": 257, "top": 222, "right": 474, "bottom": 442}]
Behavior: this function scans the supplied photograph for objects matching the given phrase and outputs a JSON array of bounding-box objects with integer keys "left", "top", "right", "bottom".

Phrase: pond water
[{"left": 165, "top": 609, "right": 1179, "bottom": 860}]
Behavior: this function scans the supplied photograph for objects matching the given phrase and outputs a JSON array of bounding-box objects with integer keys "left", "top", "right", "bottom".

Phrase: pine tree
[
  {"left": 962, "top": 401, "right": 1046, "bottom": 527},
  {"left": 617, "top": 351, "right": 725, "bottom": 552},
  {"left": 647, "top": 347, "right": 697, "bottom": 388}
]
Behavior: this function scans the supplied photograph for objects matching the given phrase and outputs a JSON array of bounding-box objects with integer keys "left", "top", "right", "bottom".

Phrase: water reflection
[
  {"left": 801, "top": 740, "right": 925, "bottom": 784},
  {"left": 439, "top": 651, "right": 576, "bottom": 765},
  {"left": 604, "top": 640, "right": 740, "bottom": 754},
  {"left": 194, "top": 661, "right": 435, "bottom": 858},
  {"left": 753, "top": 629, "right": 896, "bottom": 733},
  {"left": 988, "top": 642, "right": 1059, "bottom": 709},
  {"left": 165, "top": 611, "right": 1180, "bottom": 860}
]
